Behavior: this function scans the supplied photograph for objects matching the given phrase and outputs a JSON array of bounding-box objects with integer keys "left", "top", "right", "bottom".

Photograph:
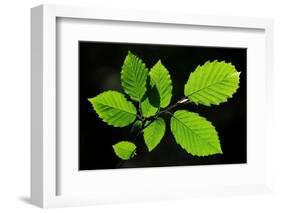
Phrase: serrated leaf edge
[
  {"left": 149, "top": 60, "right": 173, "bottom": 108},
  {"left": 112, "top": 141, "right": 136, "bottom": 160},
  {"left": 171, "top": 110, "right": 223, "bottom": 157},
  {"left": 88, "top": 90, "right": 137, "bottom": 128},
  {"left": 185, "top": 60, "right": 240, "bottom": 106},
  {"left": 121, "top": 51, "right": 148, "bottom": 101}
]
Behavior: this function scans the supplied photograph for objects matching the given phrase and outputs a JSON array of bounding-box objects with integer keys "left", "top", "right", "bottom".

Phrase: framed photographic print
[{"left": 31, "top": 4, "right": 274, "bottom": 208}]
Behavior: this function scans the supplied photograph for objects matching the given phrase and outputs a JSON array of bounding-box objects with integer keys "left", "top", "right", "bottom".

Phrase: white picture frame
[{"left": 31, "top": 4, "right": 274, "bottom": 208}]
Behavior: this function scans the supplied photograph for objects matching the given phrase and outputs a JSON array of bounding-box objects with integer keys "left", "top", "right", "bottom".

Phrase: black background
[{"left": 79, "top": 41, "right": 247, "bottom": 170}]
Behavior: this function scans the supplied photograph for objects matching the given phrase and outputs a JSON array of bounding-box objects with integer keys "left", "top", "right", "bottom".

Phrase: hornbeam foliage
[
  {"left": 171, "top": 110, "right": 222, "bottom": 156},
  {"left": 112, "top": 141, "right": 136, "bottom": 160},
  {"left": 143, "top": 117, "right": 166, "bottom": 152},
  {"left": 88, "top": 51, "right": 241, "bottom": 160},
  {"left": 184, "top": 60, "right": 240, "bottom": 106},
  {"left": 88, "top": 91, "right": 136, "bottom": 127},
  {"left": 121, "top": 51, "right": 148, "bottom": 101}
]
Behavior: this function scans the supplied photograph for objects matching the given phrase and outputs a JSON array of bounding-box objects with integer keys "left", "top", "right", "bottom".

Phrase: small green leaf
[
  {"left": 184, "top": 60, "right": 240, "bottom": 106},
  {"left": 88, "top": 91, "right": 136, "bottom": 127},
  {"left": 141, "top": 80, "right": 160, "bottom": 118},
  {"left": 112, "top": 141, "right": 136, "bottom": 160},
  {"left": 121, "top": 51, "right": 148, "bottom": 101},
  {"left": 150, "top": 60, "right": 173, "bottom": 108},
  {"left": 170, "top": 110, "right": 222, "bottom": 156},
  {"left": 143, "top": 118, "right": 166, "bottom": 151}
]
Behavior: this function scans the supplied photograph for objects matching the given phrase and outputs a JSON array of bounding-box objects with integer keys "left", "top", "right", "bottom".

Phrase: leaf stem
[
  {"left": 138, "top": 101, "right": 144, "bottom": 120},
  {"left": 129, "top": 127, "right": 143, "bottom": 159}
]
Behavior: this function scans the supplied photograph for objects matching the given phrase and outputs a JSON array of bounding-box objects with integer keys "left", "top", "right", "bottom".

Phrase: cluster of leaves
[{"left": 88, "top": 51, "right": 240, "bottom": 160}]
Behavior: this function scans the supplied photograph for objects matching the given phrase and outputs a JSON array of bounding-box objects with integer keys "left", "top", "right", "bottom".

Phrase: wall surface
[{"left": 0, "top": 0, "right": 280, "bottom": 212}]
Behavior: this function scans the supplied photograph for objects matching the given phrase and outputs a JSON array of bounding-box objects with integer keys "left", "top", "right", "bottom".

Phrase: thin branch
[
  {"left": 157, "top": 97, "right": 189, "bottom": 116},
  {"left": 128, "top": 128, "right": 143, "bottom": 159}
]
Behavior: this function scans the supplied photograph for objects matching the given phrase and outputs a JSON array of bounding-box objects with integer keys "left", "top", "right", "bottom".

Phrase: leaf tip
[
  {"left": 88, "top": 95, "right": 97, "bottom": 101},
  {"left": 157, "top": 59, "right": 162, "bottom": 65}
]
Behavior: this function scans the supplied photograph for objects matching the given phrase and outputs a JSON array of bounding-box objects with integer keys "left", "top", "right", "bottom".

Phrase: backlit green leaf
[
  {"left": 121, "top": 51, "right": 148, "bottom": 101},
  {"left": 143, "top": 118, "right": 166, "bottom": 151},
  {"left": 113, "top": 141, "right": 136, "bottom": 160},
  {"left": 150, "top": 60, "right": 173, "bottom": 108},
  {"left": 170, "top": 110, "right": 222, "bottom": 156},
  {"left": 184, "top": 60, "right": 240, "bottom": 106},
  {"left": 141, "top": 78, "right": 160, "bottom": 118},
  {"left": 88, "top": 91, "right": 136, "bottom": 127}
]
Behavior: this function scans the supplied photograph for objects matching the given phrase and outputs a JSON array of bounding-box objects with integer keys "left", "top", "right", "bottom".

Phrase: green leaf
[
  {"left": 121, "top": 51, "right": 148, "bottom": 101},
  {"left": 143, "top": 118, "right": 166, "bottom": 151},
  {"left": 112, "top": 141, "right": 136, "bottom": 160},
  {"left": 141, "top": 83, "right": 160, "bottom": 118},
  {"left": 149, "top": 60, "right": 173, "bottom": 108},
  {"left": 88, "top": 91, "right": 137, "bottom": 127},
  {"left": 184, "top": 60, "right": 240, "bottom": 106},
  {"left": 170, "top": 110, "right": 222, "bottom": 156}
]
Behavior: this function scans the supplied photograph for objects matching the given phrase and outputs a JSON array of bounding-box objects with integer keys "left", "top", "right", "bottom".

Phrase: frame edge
[{"left": 31, "top": 5, "right": 44, "bottom": 208}]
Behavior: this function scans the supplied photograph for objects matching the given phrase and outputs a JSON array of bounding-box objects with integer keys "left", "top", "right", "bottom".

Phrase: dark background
[{"left": 79, "top": 41, "right": 247, "bottom": 170}]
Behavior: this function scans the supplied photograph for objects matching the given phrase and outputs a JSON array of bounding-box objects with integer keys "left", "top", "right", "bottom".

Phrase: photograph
[
  {"left": 79, "top": 41, "right": 247, "bottom": 170},
  {"left": 25, "top": 2, "right": 277, "bottom": 210}
]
